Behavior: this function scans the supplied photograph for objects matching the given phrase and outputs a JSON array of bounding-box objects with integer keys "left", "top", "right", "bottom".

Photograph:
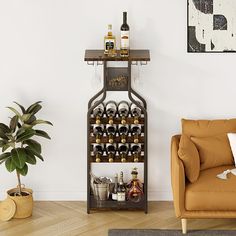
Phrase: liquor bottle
[
  {"left": 106, "top": 143, "right": 116, "bottom": 162},
  {"left": 93, "top": 102, "right": 104, "bottom": 125},
  {"left": 112, "top": 173, "right": 118, "bottom": 200},
  {"left": 130, "top": 101, "right": 143, "bottom": 124},
  {"left": 131, "top": 143, "right": 141, "bottom": 162},
  {"left": 106, "top": 124, "right": 116, "bottom": 144},
  {"left": 93, "top": 124, "right": 104, "bottom": 144},
  {"left": 127, "top": 168, "right": 143, "bottom": 203},
  {"left": 117, "top": 171, "right": 126, "bottom": 201},
  {"left": 120, "top": 12, "right": 130, "bottom": 57},
  {"left": 118, "top": 101, "right": 129, "bottom": 124},
  {"left": 104, "top": 24, "right": 116, "bottom": 57},
  {"left": 106, "top": 101, "right": 117, "bottom": 125},
  {"left": 131, "top": 124, "right": 141, "bottom": 144},
  {"left": 93, "top": 144, "right": 104, "bottom": 162},
  {"left": 118, "top": 143, "right": 129, "bottom": 162},
  {"left": 118, "top": 124, "right": 129, "bottom": 143}
]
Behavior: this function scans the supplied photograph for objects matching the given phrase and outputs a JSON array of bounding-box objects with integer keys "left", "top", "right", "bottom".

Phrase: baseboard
[{"left": 0, "top": 190, "right": 173, "bottom": 201}]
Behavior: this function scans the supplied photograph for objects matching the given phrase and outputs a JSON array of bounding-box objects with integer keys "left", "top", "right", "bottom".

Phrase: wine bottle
[
  {"left": 93, "top": 124, "right": 104, "bottom": 144},
  {"left": 118, "top": 101, "right": 129, "bottom": 124},
  {"left": 93, "top": 102, "right": 104, "bottom": 125},
  {"left": 117, "top": 171, "right": 126, "bottom": 201},
  {"left": 106, "top": 101, "right": 117, "bottom": 125},
  {"left": 131, "top": 143, "right": 141, "bottom": 162},
  {"left": 106, "top": 124, "right": 116, "bottom": 144},
  {"left": 118, "top": 143, "right": 129, "bottom": 162},
  {"left": 93, "top": 144, "right": 104, "bottom": 162},
  {"left": 104, "top": 24, "right": 116, "bottom": 57},
  {"left": 118, "top": 124, "right": 129, "bottom": 143},
  {"left": 130, "top": 101, "right": 143, "bottom": 124},
  {"left": 112, "top": 173, "right": 118, "bottom": 201},
  {"left": 106, "top": 143, "right": 116, "bottom": 162},
  {"left": 131, "top": 124, "right": 141, "bottom": 144},
  {"left": 120, "top": 12, "right": 130, "bottom": 57}
]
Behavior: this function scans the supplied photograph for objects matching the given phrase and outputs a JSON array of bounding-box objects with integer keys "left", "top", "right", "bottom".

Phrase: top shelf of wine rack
[{"left": 84, "top": 50, "right": 150, "bottom": 62}]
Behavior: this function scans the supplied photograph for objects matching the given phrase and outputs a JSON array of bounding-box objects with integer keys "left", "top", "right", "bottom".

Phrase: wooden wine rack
[{"left": 85, "top": 49, "right": 150, "bottom": 214}]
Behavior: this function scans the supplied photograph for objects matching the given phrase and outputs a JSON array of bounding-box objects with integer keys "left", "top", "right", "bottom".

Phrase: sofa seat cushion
[{"left": 185, "top": 165, "right": 236, "bottom": 211}]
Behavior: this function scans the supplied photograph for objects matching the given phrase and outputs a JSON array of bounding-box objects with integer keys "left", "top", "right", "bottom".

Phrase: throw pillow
[
  {"left": 227, "top": 133, "right": 236, "bottom": 166},
  {"left": 191, "top": 134, "right": 234, "bottom": 170},
  {"left": 178, "top": 134, "right": 200, "bottom": 183}
]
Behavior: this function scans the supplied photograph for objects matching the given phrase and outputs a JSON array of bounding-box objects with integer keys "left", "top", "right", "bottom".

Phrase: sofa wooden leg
[{"left": 181, "top": 219, "right": 187, "bottom": 234}]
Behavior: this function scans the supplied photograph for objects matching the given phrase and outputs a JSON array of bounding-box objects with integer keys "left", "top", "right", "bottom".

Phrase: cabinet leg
[{"left": 181, "top": 219, "right": 187, "bottom": 234}]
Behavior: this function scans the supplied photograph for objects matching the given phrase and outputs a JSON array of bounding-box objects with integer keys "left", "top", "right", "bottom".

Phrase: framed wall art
[{"left": 188, "top": 0, "right": 236, "bottom": 52}]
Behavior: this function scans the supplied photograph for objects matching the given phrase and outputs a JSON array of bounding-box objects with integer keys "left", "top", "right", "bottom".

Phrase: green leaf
[
  {"left": 13, "top": 102, "right": 26, "bottom": 114},
  {"left": 0, "top": 140, "right": 6, "bottom": 147},
  {"left": 16, "top": 127, "right": 25, "bottom": 136},
  {"left": 7, "top": 107, "right": 21, "bottom": 118},
  {"left": 21, "top": 113, "right": 32, "bottom": 122},
  {"left": 5, "top": 157, "right": 16, "bottom": 172},
  {"left": 17, "top": 164, "right": 28, "bottom": 176},
  {"left": 16, "top": 129, "right": 36, "bottom": 142},
  {"left": 22, "top": 124, "right": 33, "bottom": 129},
  {"left": 9, "top": 115, "right": 19, "bottom": 132},
  {"left": 0, "top": 152, "right": 11, "bottom": 161},
  {"left": 26, "top": 101, "right": 42, "bottom": 113},
  {"left": 35, "top": 130, "right": 51, "bottom": 139},
  {"left": 2, "top": 144, "right": 11, "bottom": 152},
  {"left": 26, "top": 152, "right": 36, "bottom": 165},
  {"left": 11, "top": 148, "right": 26, "bottom": 168},
  {"left": 25, "top": 115, "right": 36, "bottom": 124},
  {"left": 31, "top": 119, "right": 53, "bottom": 126},
  {"left": 0, "top": 123, "right": 11, "bottom": 133},
  {"left": 26, "top": 146, "right": 44, "bottom": 161},
  {"left": 23, "top": 139, "right": 41, "bottom": 154},
  {"left": 29, "top": 104, "right": 42, "bottom": 116}
]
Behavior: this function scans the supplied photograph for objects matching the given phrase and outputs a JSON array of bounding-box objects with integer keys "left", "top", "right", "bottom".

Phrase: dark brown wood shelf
[
  {"left": 89, "top": 136, "right": 144, "bottom": 144},
  {"left": 85, "top": 50, "right": 150, "bottom": 62},
  {"left": 89, "top": 117, "right": 145, "bottom": 125},
  {"left": 90, "top": 195, "right": 145, "bottom": 210},
  {"left": 90, "top": 155, "right": 145, "bottom": 163}
]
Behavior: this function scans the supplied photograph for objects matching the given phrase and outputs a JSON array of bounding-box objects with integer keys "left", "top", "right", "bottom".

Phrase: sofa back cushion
[
  {"left": 182, "top": 119, "right": 236, "bottom": 170},
  {"left": 182, "top": 119, "right": 236, "bottom": 137},
  {"left": 178, "top": 134, "right": 200, "bottom": 183},
  {"left": 191, "top": 134, "right": 234, "bottom": 170}
]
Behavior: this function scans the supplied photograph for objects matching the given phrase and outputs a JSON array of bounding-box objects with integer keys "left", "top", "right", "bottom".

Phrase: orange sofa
[{"left": 171, "top": 119, "right": 236, "bottom": 234}]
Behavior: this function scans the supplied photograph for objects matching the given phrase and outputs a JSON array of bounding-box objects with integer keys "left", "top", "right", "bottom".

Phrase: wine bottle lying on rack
[
  {"left": 118, "top": 124, "right": 129, "bottom": 143},
  {"left": 93, "top": 102, "right": 104, "bottom": 125},
  {"left": 106, "top": 143, "right": 116, "bottom": 162},
  {"left": 106, "top": 101, "right": 117, "bottom": 125},
  {"left": 131, "top": 124, "right": 141, "bottom": 143},
  {"left": 130, "top": 143, "right": 141, "bottom": 162},
  {"left": 93, "top": 124, "right": 104, "bottom": 144},
  {"left": 130, "top": 101, "right": 143, "bottom": 124},
  {"left": 106, "top": 124, "right": 116, "bottom": 144},
  {"left": 93, "top": 143, "right": 104, "bottom": 162},
  {"left": 118, "top": 101, "right": 129, "bottom": 124},
  {"left": 118, "top": 143, "right": 129, "bottom": 162}
]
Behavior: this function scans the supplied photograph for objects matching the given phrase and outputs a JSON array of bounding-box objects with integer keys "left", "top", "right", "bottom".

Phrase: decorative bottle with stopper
[{"left": 127, "top": 168, "right": 143, "bottom": 202}]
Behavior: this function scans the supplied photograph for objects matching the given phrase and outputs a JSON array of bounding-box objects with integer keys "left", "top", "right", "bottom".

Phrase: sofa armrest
[{"left": 171, "top": 135, "right": 186, "bottom": 218}]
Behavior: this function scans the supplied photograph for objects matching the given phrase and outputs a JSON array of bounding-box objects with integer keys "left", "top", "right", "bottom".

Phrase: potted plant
[{"left": 0, "top": 101, "right": 52, "bottom": 219}]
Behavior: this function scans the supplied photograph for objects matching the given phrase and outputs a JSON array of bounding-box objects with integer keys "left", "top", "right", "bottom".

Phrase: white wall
[{"left": 0, "top": 0, "right": 236, "bottom": 201}]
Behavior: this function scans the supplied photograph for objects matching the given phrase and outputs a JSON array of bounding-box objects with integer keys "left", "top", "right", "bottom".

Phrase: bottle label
[
  {"left": 117, "top": 192, "right": 126, "bottom": 201},
  {"left": 112, "top": 193, "right": 117, "bottom": 200},
  {"left": 121, "top": 31, "right": 129, "bottom": 48},
  {"left": 105, "top": 39, "right": 115, "bottom": 50}
]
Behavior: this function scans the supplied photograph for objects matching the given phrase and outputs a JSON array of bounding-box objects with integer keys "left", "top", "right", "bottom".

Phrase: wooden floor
[{"left": 1, "top": 201, "right": 236, "bottom": 236}]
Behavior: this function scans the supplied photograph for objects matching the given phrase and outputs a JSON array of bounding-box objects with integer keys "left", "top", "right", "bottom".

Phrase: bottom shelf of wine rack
[{"left": 90, "top": 195, "right": 145, "bottom": 210}]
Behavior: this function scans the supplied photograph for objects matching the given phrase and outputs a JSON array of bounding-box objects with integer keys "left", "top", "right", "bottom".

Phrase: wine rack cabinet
[{"left": 85, "top": 49, "right": 150, "bottom": 214}]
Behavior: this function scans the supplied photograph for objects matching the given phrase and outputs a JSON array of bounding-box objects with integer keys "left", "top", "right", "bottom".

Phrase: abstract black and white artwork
[{"left": 188, "top": 0, "right": 236, "bottom": 52}]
